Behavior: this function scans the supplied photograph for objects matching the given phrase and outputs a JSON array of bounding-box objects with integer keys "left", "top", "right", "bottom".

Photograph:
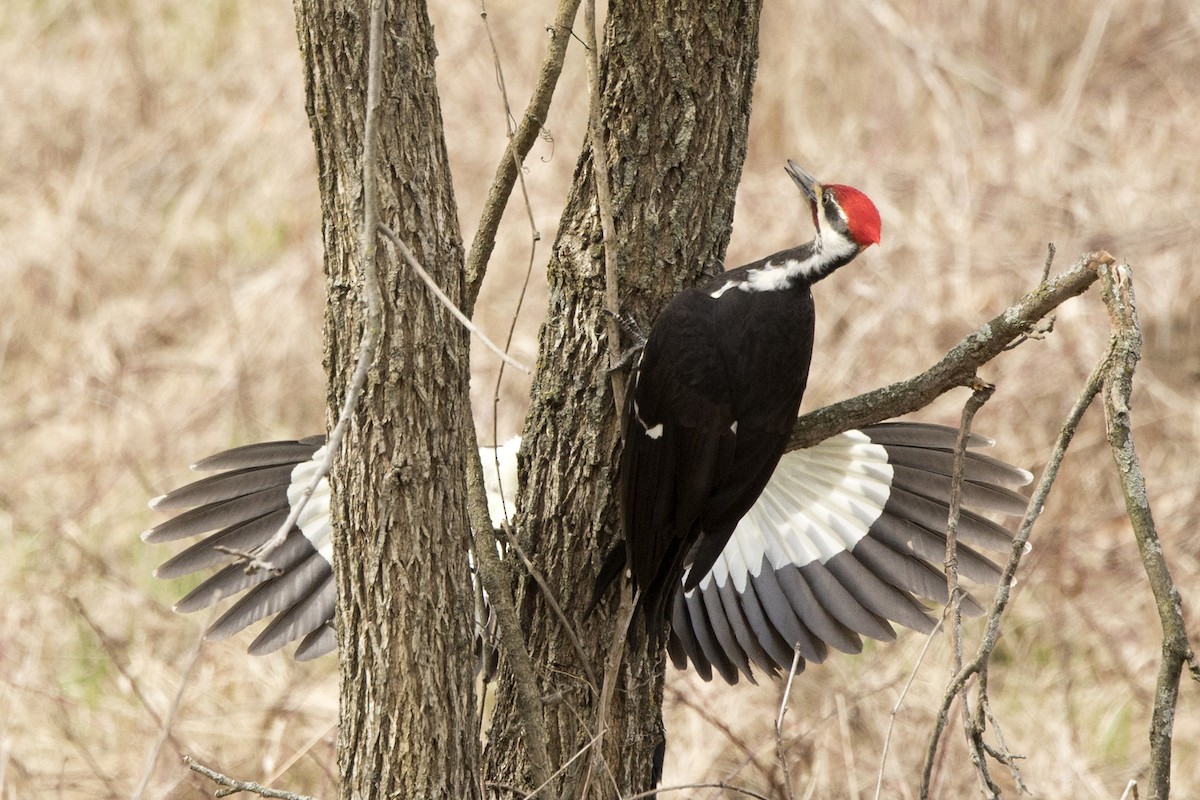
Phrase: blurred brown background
[{"left": 2, "top": 0, "right": 1197, "bottom": 797}]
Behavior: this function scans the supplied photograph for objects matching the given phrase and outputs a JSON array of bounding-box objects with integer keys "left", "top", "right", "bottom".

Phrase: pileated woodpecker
[
  {"left": 602, "top": 162, "right": 882, "bottom": 632},
  {"left": 144, "top": 163, "right": 1031, "bottom": 683}
]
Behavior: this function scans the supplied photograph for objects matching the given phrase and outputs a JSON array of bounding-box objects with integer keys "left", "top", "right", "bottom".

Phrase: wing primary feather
[
  {"left": 295, "top": 624, "right": 336, "bottom": 661},
  {"left": 822, "top": 551, "right": 934, "bottom": 634},
  {"left": 716, "top": 578, "right": 775, "bottom": 681},
  {"left": 153, "top": 509, "right": 286, "bottom": 579},
  {"left": 775, "top": 566, "right": 863, "bottom": 654},
  {"left": 690, "top": 587, "right": 740, "bottom": 684},
  {"left": 670, "top": 592, "right": 713, "bottom": 681},
  {"left": 206, "top": 551, "right": 331, "bottom": 641},
  {"left": 798, "top": 560, "right": 897, "bottom": 641},
  {"left": 734, "top": 573, "right": 797, "bottom": 671},
  {"left": 248, "top": 572, "right": 335, "bottom": 655}
]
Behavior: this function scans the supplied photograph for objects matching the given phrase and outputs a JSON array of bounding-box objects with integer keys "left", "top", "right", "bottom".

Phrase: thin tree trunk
[
  {"left": 485, "top": 0, "right": 764, "bottom": 794},
  {"left": 293, "top": 1, "right": 481, "bottom": 797}
]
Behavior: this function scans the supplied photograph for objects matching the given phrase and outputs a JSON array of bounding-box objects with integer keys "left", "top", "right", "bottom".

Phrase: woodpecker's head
[{"left": 785, "top": 161, "right": 882, "bottom": 253}]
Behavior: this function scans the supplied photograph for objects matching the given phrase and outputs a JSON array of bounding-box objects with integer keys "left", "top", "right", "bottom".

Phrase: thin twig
[
  {"left": 245, "top": 0, "right": 389, "bottom": 573},
  {"left": 378, "top": 222, "right": 531, "bottom": 373},
  {"left": 1041, "top": 242, "right": 1056, "bottom": 282},
  {"left": 874, "top": 617, "right": 944, "bottom": 800},
  {"left": 478, "top": 0, "right": 542, "bottom": 254},
  {"left": 263, "top": 722, "right": 337, "bottom": 789},
  {"left": 502, "top": 528, "right": 599, "bottom": 689},
  {"left": 183, "top": 756, "right": 317, "bottom": 800},
  {"left": 586, "top": 584, "right": 638, "bottom": 798},
  {"left": 774, "top": 648, "right": 803, "bottom": 800},
  {"left": 519, "top": 730, "right": 605, "bottom": 800},
  {"left": 475, "top": 0, "right": 546, "bottom": 519},
  {"left": 69, "top": 597, "right": 190, "bottom": 761},
  {"left": 979, "top": 696, "right": 1028, "bottom": 793},
  {"left": 623, "top": 782, "right": 773, "bottom": 800},
  {"left": 132, "top": 628, "right": 205, "bottom": 800},
  {"left": 582, "top": 0, "right": 627, "bottom": 414},
  {"left": 946, "top": 383, "right": 1001, "bottom": 798},
  {"left": 664, "top": 683, "right": 780, "bottom": 791},
  {"left": 476, "top": 0, "right": 544, "bottom": 465}
]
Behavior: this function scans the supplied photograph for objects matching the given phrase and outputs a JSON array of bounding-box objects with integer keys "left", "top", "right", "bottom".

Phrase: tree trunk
[
  {"left": 485, "top": 0, "right": 764, "bottom": 794},
  {"left": 293, "top": 1, "right": 482, "bottom": 798}
]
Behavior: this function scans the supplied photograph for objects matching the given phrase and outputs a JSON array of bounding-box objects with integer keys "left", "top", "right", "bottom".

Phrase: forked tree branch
[
  {"left": 913, "top": 254, "right": 1197, "bottom": 799},
  {"left": 1097, "top": 259, "right": 1199, "bottom": 800},
  {"left": 944, "top": 384, "right": 1004, "bottom": 797},
  {"left": 920, "top": 338, "right": 1108, "bottom": 799},
  {"left": 453, "top": 1, "right": 586, "bottom": 790},
  {"left": 464, "top": 0, "right": 583, "bottom": 310}
]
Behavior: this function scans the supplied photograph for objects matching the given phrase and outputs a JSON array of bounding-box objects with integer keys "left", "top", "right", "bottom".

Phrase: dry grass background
[{"left": 2, "top": 0, "right": 1198, "bottom": 797}]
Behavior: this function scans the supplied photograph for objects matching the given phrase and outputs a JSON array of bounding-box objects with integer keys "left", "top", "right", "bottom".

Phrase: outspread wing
[
  {"left": 144, "top": 436, "right": 336, "bottom": 660},
  {"left": 668, "top": 422, "right": 1032, "bottom": 683},
  {"left": 144, "top": 436, "right": 518, "bottom": 671},
  {"left": 146, "top": 422, "right": 1030, "bottom": 687}
]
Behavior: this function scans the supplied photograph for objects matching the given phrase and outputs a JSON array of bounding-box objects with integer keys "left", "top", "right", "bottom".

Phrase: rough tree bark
[
  {"left": 483, "top": 0, "right": 765, "bottom": 795},
  {"left": 293, "top": 1, "right": 482, "bottom": 797},
  {"left": 291, "top": 0, "right": 764, "bottom": 794}
]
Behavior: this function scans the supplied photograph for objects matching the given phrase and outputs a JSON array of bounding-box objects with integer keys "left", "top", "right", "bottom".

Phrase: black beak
[{"left": 785, "top": 160, "right": 819, "bottom": 205}]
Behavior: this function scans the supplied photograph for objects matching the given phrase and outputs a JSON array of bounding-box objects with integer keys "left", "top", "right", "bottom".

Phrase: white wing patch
[
  {"left": 697, "top": 429, "right": 892, "bottom": 593},
  {"left": 285, "top": 437, "right": 521, "bottom": 554},
  {"left": 480, "top": 436, "right": 521, "bottom": 527},
  {"left": 289, "top": 446, "right": 332, "bottom": 555}
]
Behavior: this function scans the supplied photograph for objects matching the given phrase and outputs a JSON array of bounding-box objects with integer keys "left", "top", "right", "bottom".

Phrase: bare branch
[
  {"left": 464, "top": 0, "right": 583, "bottom": 309},
  {"left": 920, "top": 339, "right": 1110, "bottom": 798},
  {"left": 946, "top": 384, "right": 1002, "bottom": 798},
  {"left": 476, "top": 0, "right": 550, "bottom": 481},
  {"left": 1098, "top": 259, "right": 1197, "bottom": 800},
  {"left": 463, "top": 441, "right": 555, "bottom": 791},
  {"left": 582, "top": 0, "right": 627, "bottom": 413},
  {"left": 183, "top": 756, "right": 317, "bottom": 800},
  {"left": 788, "top": 251, "right": 1108, "bottom": 450}
]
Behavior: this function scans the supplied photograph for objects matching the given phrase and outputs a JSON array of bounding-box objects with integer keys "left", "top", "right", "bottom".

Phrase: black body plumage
[{"left": 610, "top": 164, "right": 882, "bottom": 636}]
